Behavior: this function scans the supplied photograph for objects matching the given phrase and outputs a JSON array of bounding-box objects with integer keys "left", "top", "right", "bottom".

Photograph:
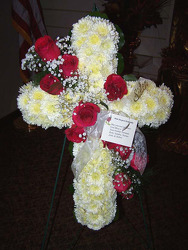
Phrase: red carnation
[
  {"left": 40, "top": 74, "right": 64, "bottom": 95},
  {"left": 65, "top": 124, "right": 86, "bottom": 143},
  {"left": 59, "top": 54, "right": 79, "bottom": 78},
  {"left": 104, "top": 74, "right": 128, "bottom": 101},
  {"left": 72, "top": 102, "right": 100, "bottom": 127},
  {"left": 35, "top": 35, "right": 61, "bottom": 61}
]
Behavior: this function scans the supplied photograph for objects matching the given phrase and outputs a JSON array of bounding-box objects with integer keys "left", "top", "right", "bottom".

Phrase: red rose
[
  {"left": 102, "top": 141, "right": 118, "bottom": 150},
  {"left": 102, "top": 140, "right": 133, "bottom": 161},
  {"left": 104, "top": 74, "right": 128, "bottom": 101},
  {"left": 116, "top": 145, "right": 133, "bottom": 161},
  {"left": 59, "top": 54, "right": 79, "bottom": 78},
  {"left": 35, "top": 35, "right": 61, "bottom": 61},
  {"left": 65, "top": 124, "right": 86, "bottom": 143},
  {"left": 40, "top": 74, "right": 64, "bottom": 95},
  {"left": 113, "top": 173, "right": 132, "bottom": 193},
  {"left": 73, "top": 102, "right": 100, "bottom": 127}
]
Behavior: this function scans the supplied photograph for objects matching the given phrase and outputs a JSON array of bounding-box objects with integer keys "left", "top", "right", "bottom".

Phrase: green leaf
[
  {"left": 117, "top": 53, "right": 124, "bottom": 75},
  {"left": 68, "top": 184, "right": 75, "bottom": 194},
  {"left": 123, "top": 74, "right": 137, "bottom": 81},
  {"left": 113, "top": 205, "right": 119, "bottom": 222},
  {"left": 100, "top": 101, "right": 108, "bottom": 110},
  {"left": 88, "top": 11, "right": 109, "bottom": 19},
  {"left": 115, "top": 25, "right": 125, "bottom": 50},
  {"left": 32, "top": 71, "right": 48, "bottom": 85},
  {"left": 68, "top": 29, "right": 72, "bottom": 37},
  {"left": 92, "top": 3, "right": 99, "bottom": 12},
  {"left": 68, "top": 141, "right": 73, "bottom": 156}
]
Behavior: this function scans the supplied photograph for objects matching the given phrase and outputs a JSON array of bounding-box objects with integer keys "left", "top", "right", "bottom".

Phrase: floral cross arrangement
[{"left": 17, "top": 14, "right": 173, "bottom": 230}]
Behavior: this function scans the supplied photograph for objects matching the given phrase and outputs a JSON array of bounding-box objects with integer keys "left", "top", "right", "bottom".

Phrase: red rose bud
[
  {"left": 35, "top": 35, "right": 61, "bottom": 61},
  {"left": 113, "top": 173, "right": 132, "bottom": 193},
  {"left": 72, "top": 102, "right": 100, "bottom": 127},
  {"left": 102, "top": 140, "right": 118, "bottom": 150},
  {"left": 65, "top": 124, "right": 86, "bottom": 143},
  {"left": 103, "top": 140, "right": 133, "bottom": 161},
  {"left": 116, "top": 145, "right": 133, "bottom": 161},
  {"left": 59, "top": 54, "right": 79, "bottom": 78},
  {"left": 104, "top": 74, "right": 128, "bottom": 101},
  {"left": 40, "top": 74, "right": 64, "bottom": 95}
]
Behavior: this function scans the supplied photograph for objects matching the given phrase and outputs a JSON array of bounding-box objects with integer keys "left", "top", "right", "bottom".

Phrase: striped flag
[{"left": 12, "top": 0, "right": 47, "bottom": 83}]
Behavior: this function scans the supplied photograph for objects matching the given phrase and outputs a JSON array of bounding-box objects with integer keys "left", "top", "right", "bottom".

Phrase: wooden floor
[{"left": 0, "top": 111, "right": 188, "bottom": 250}]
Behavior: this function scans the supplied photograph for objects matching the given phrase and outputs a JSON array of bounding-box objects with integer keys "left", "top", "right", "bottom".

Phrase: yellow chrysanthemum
[
  {"left": 158, "top": 92, "right": 170, "bottom": 107},
  {"left": 78, "top": 60, "right": 85, "bottom": 71},
  {"left": 18, "top": 94, "right": 29, "bottom": 108},
  {"left": 109, "top": 99, "right": 125, "bottom": 111},
  {"left": 130, "top": 101, "right": 143, "bottom": 115},
  {"left": 88, "top": 63, "right": 101, "bottom": 74},
  {"left": 76, "top": 22, "right": 90, "bottom": 34},
  {"left": 145, "top": 97, "right": 158, "bottom": 111},
  {"left": 155, "top": 110, "right": 166, "bottom": 121},
  {"left": 31, "top": 89, "right": 45, "bottom": 101},
  {"left": 74, "top": 37, "right": 86, "bottom": 48},
  {"left": 96, "top": 23, "right": 109, "bottom": 36},
  {"left": 101, "top": 40, "right": 113, "bottom": 50},
  {"left": 90, "top": 185, "right": 104, "bottom": 195},
  {"left": 88, "top": 34, "right": 101, "bottom": 45},
  {"left": 82, "top": 47, "right": 93, "bottom": 56},
  {"left": 28, "top": 102, "right": 41, "bottom": 115},
  {"left": 145, "top": 114, "right": 155, "bottom": 123},
  {"left": 73, "top": 141, "right": 116, "bottom": 230},
  {"left": 44, "top": 103, "right": 57, "bottom": 114},
  {"left": 94, "top": 53, "right": 107, "bottom": 63}
]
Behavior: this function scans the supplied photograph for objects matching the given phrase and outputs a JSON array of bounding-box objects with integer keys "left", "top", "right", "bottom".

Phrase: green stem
[
  {"left": 41, "top": 135, "right": 67, "bottom": 250},
  {"left": 138, "top": 190, "right": 153, "bottom": 249}
]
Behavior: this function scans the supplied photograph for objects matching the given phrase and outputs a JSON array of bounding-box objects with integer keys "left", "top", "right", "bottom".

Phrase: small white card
[{"left": 101, "top": 114, "right": 138, "bottom": 147}]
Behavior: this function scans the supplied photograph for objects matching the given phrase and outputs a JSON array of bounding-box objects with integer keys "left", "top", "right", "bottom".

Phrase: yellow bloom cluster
[
  {"left": 17, "top": 83, "right": 72, "bottom": 129},
  {"left": 109, "top": 77, "right": 174, "bottom": 128},
  {"left": 73, "top": 141, "right": 117, "bottom": 230},
  {"left": 71, "top": 16, "right": 119, "bottom": 95}
]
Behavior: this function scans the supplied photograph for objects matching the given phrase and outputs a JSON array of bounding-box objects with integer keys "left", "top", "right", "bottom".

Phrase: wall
[
  {"left": 133, "top": 0, "right": 175, "bottom": 81},
  {"left": 40, "top": 0, "right": 104, "bottom": 39},
  {"left": 0, "top": 1, "right": 22, "bottom": 119},
  {"left": 41, "top": 0, "right": 175, "bottom": 82}
]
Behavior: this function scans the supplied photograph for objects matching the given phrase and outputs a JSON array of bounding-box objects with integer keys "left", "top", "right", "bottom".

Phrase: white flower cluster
[
  {"left": 73, "top": 141, "right": 117, "bottom": 230},
  {"left": 17, "top": 83, "right": 70, "bottom": 129},
  {"left": 109, "top": 77, "right": 174, "bottom": 128},
  {"left": 71, "top": 15, "right": 119, "bottom": 94}
]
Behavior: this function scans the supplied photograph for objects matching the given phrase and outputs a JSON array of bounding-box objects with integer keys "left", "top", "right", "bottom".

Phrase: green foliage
[
  {"left": 68, "top": 141, "right": 73, "bottom": 157},
  {"left": 115, "top": 25, "right": 125, "bottom": 50},
  {"left": 32, "top": 71, "right": 48, "bottom": 85},
  {"left": 88, "top": 11, "right": 109, "bottom": 20},
  {"left": 117, "top": 53, "right": 124, "bottom": 75},
  {"left": 123, "top": 74, "right": 137, "bottom": 81},
  {"left": 100, "top": 101, "right": 108, "bottom": 110},
  {"left": 92, "top": 3, "right": 100, "bottom": 12},
  {"left": 140, "top": 125, "right": 158, "bottom": 134},
  {"left": 68, "top": 184, "right": 75, "bottom": 194},
  {"left": 113, "top": 205, "right": 119, "bottom": 222}
]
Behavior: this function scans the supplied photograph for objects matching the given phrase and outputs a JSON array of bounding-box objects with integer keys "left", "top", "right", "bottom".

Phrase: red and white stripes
[{"left": 12, "top": 0, "right": 47, "bottom": 82}]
